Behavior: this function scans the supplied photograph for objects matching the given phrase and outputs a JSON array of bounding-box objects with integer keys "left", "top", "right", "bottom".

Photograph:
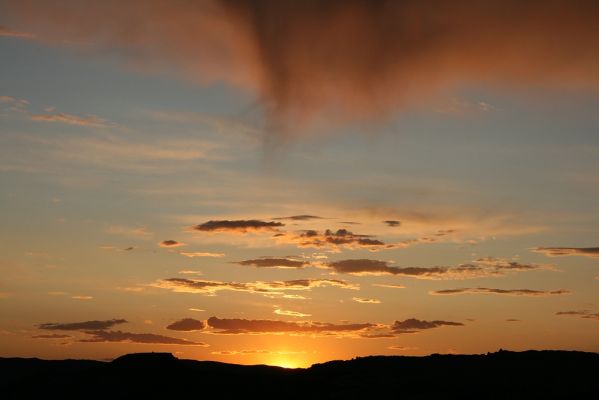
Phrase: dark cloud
[
  {"left": 193, "top": 220, "right": 284, "bottom": 233},
  {"left": 80, "top": 330, "right": 208, "bottom": 346},
  {"left": 38, "top": 319, "right": 127, "bottom": 331},
  {"left": 207, "top": 316, "right": 373, "bottom": 335},
  {"left": 325, "top": 257, "right": 550, "bottom": 279},
  {"left": 235, "top": 257, "right": 308, "bottom": 269},
  {"left": 273, "top": 215, "right": 323, "bottom": 221},
  {"left": 31, "top": 334, "right": 72, "bottom": 339},
  {"left": 154, "top": 277, "right": 357, "bottom": 295},
  {"left": 430, "top": 288, "right": 570, "bottom": 296},
  {"left": 556, "top": 310, "right": 599, "bottom": 321},
  {"left": 391, "top": 318, "right": 464, "bottom": 334},
  {"left": 159, "top": 240, "right": 185, "bottom": 247},
  {"left": 277, "top": 228, "right": 387, "bottom": 251},
  {"left": 383, "top": 220, "right": 401, "bottom": 227},
  {"left": 5, "top": 1, "right": 599, "bottom": 133},
  {"left": 166, "top": 318, "right": 205, "bottom": 331},
  {"left": 532, "top": 247, "right": 599, "bottom": 258},
  {"left": 505, "top": 319, "right": 521, "bottom": 322}
]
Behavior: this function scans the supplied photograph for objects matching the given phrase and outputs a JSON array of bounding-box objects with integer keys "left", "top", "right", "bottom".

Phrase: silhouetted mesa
[{"left": 0, "top": 350, "right": 597, "bottom": 399}]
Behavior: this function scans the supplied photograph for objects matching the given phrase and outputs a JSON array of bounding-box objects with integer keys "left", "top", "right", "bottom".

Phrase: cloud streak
[
  {"left": 31, "top": 113, "right": 109, "bottom": 127},
  {"left": 193, "top": 219, "right": 284, "bottom": 233},
  {"left": 324, "top": 257, "right": 549, "bottom": 279},
  {"left": 235, "top": 257, "right": 308, "bottom": 269},
  {"left": 532, "top": 247, "right": 599, "bottom": 258},
  {"left": 207, "top": 316, "right": 373, "bottom": 335},
  {"left": 38, "top": 319, "right": 127, "bottom": 331},
  {"left": 556, "top": 310, "right": 599, "bottom": 321},
  {"left": 430, "top": 288, "right": 570, "bottom": 296},
  {"left": 166, "top": 318, "right": 205, "bottom": 331},
  {"left": 391, "top": 319, "right": 464, "bottom": 334},
  {"left": 80, "top": 330, "right": 208, "bottom": 346}
]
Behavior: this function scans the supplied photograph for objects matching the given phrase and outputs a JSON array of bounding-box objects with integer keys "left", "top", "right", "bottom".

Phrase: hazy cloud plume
[{"left": 4, "top": 1, "right": 599, "bottom": 133}]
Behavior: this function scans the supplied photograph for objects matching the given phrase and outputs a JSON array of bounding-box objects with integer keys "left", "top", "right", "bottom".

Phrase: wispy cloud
[
  {"left": 80, "top": 330, "right": 208, "bottom": 346},
  {"left": 38, "top": 319, "right": 127, "bottom": 331},
  {"left": 0, "top": 26, "right": 34, "bottom": 39},
  {"left": 207, "top": 316, "right": 373, "bottom": 335},
  {"left": 106, "top": 225, "right": 153, "bottom": 239},
  {"left": 352, "top": 297, "right": 381, "bottom": 304},
  {"left": 532, "top": 247, "right": 599, "bottom": 258},
  {"left": 31, "top": 334, "right": 72, "bottom": 339},
  {"left": 153, "top": 277, "right": 358, "bottom": 296},
  {"left": 31, "top": 113, "right": 109, "bottom": 127},
  {"left": 555, "top": 310, "right": 599, "bottom": 321},
  {"left": 430, "top": 287, "right": 570, "bottom": 296},
  {"left": 179, "top": 251, "right": 225, "bottom": 258},
  {"left": 273, "top": 215, "right": 323, "bottom": 221},
  {"left": 235, "top": 257, "right": 308, "bottom": 269},
  {"left": 274, "top": 309, "right": 311, "bottom": 318}
]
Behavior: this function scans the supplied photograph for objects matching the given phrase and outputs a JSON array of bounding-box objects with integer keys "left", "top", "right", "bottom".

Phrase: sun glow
[{"left": 268, "top": 357, "right": 303, "bottom": 369}]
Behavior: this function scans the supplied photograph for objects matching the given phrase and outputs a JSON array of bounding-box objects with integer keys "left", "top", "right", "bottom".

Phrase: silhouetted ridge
[
  {"left": 1, "top": 350, "right": 597, "bottom": 399},
  {"left": 112, "top": 352, "right": 178, "bottom": 366}
]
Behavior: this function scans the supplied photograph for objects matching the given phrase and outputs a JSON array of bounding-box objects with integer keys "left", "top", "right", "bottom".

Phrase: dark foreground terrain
[{"left": 1, "top": 350, "right": 598, "bottom": 399}]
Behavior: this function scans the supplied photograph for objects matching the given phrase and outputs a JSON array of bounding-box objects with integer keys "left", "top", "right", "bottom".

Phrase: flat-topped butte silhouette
[{"left": 1, "top": 350, "right": 597, "bottom": 399}]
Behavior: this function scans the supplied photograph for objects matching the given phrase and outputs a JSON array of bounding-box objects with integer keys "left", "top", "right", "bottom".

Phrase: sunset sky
[{"left": 0, "top": 0, "right": 598, "bottom": 368}]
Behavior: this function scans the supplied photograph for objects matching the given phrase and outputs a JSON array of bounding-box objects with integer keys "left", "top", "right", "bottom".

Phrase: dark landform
[{"left": 1, "top": 350, "right": 598, "bottom": 399}]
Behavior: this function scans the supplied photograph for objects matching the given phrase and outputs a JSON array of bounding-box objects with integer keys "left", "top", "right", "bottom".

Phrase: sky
[{"left": 0, "top": 0, "right": 598, "bottom": 368}]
